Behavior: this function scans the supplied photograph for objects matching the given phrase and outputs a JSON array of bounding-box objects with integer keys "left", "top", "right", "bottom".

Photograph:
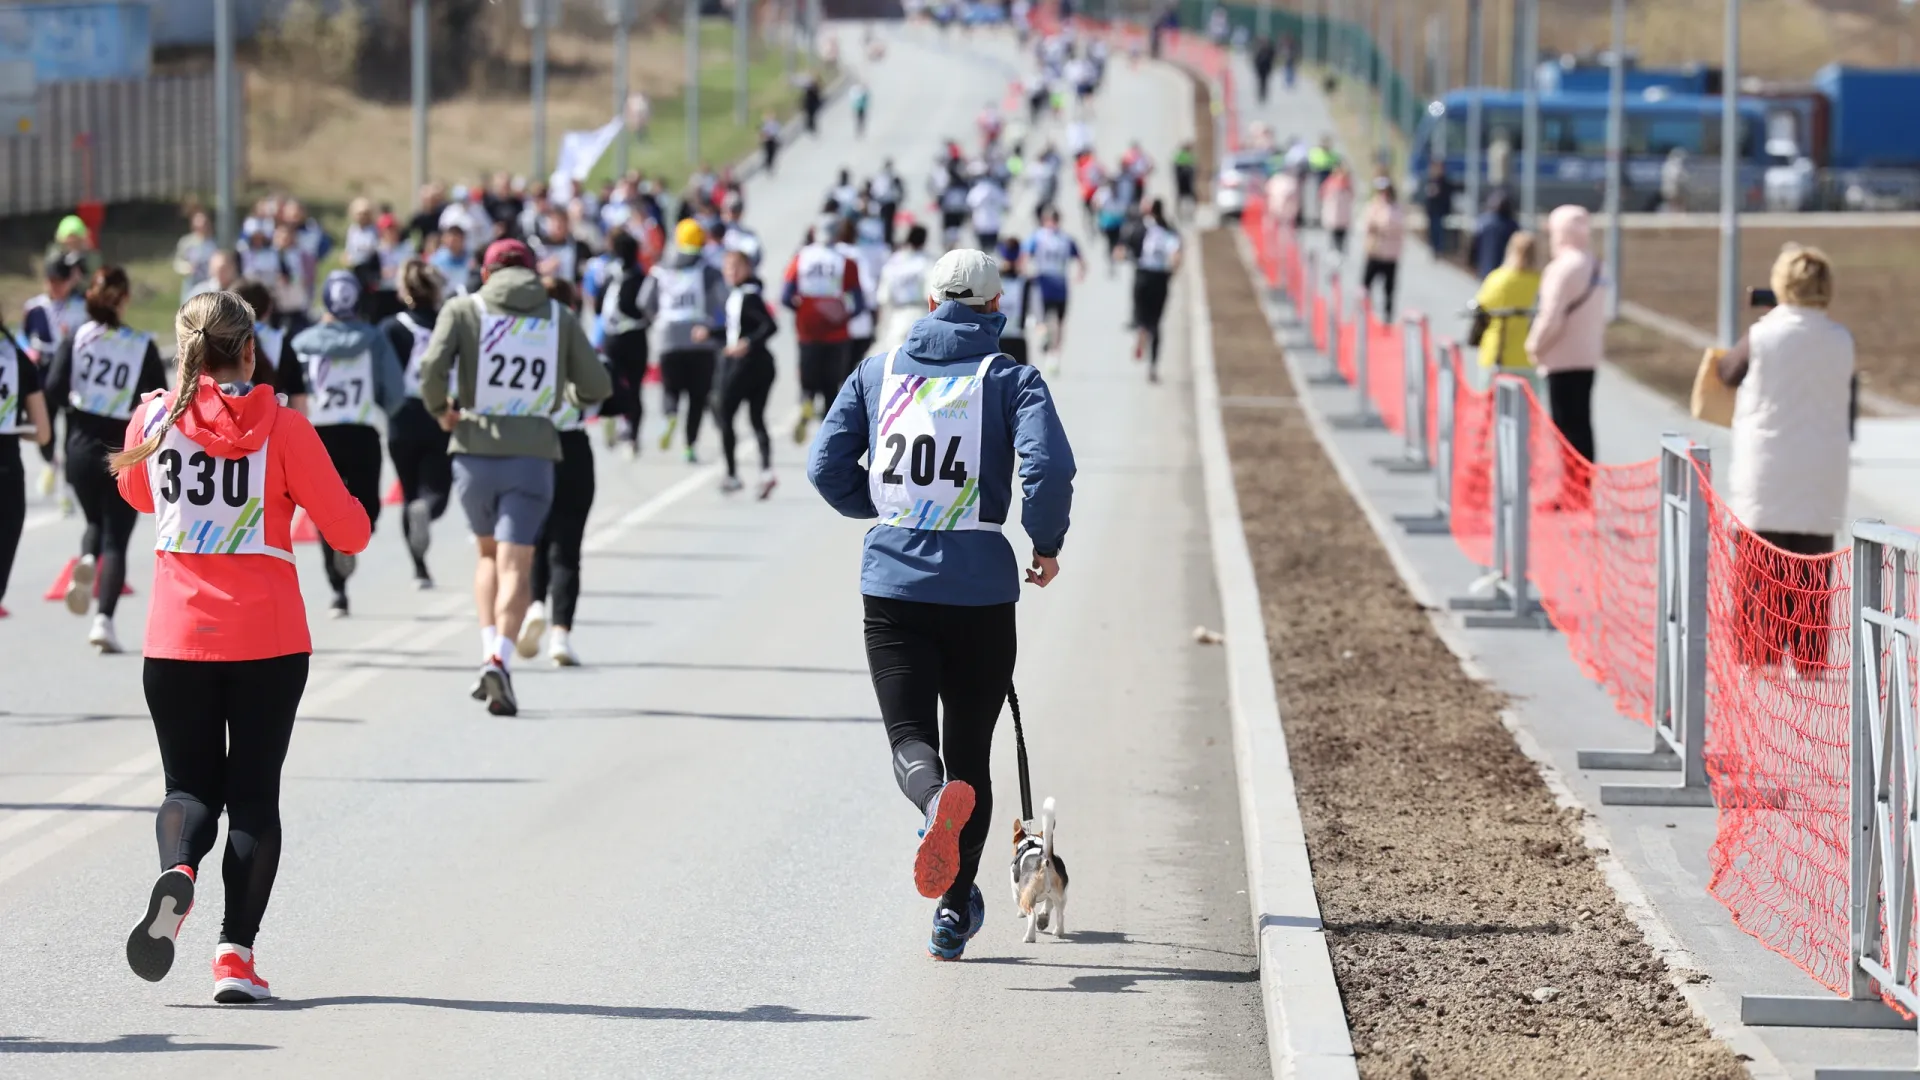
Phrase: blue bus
[{"left": 1410, "top": 90, "right": 1773, "bottom": 212}]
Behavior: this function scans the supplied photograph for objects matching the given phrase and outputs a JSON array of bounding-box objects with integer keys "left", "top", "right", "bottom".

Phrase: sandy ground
[{"left": 1201, "top": 227, "right": 1748, "bottom": 1080}]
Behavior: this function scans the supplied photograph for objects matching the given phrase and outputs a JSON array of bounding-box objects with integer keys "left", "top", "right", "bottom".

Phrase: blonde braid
[{"left": 108, "top": 292, "right": 252, "bottom": 475}]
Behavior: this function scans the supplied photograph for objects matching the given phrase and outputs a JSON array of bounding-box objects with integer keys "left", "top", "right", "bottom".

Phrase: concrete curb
[{"left": 1186, "top": 228, "right": 1359, "bottom": 1080}]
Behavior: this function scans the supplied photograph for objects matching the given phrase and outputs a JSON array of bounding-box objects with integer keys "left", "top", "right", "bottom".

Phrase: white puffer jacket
[{"left": 1726, "top": 305, "right": 1854, "bottom": 537}]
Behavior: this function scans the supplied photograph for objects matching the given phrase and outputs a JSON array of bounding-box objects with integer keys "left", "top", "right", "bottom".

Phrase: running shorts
[{"left": 452, "top": 453, "right": 555, "bottom": 547}]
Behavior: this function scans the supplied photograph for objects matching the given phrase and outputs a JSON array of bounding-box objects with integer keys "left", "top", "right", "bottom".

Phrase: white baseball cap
[{"left": 925, "top": 248, "right": 1002, "bottom": 307}]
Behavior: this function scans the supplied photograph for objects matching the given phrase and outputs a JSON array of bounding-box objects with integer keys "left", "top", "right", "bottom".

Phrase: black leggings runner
[
  {"left": 659, "top": 349, "right": 715, "bottom": 452},
  {"left": 0, "top": 445, "right": 23, "bottom": 608},
  {"left": 315, "top": 424, "right": 383, "bottom": 596},
  {"left": 389, "top": 432, "right": 451, "bottom": 577},
  {"left": 1132, "top": 268, "right": 1172, "bottom": 367},
  {"left": 68, "top": 435, "right": 137, "bottom": 618},
  {"left": 531, "top": 429, "right": 596, "bottom": 629},
  {"left": 144, "top": 653, "right": 309, "bottom": 949},
  {"left": 716, "top": 355, "right": 774, "bottom": 479},
  {"left": 863, "top": 596, "right": 1017, "bottom": 913},
  {"left": 605, "top": 330, "right": 649, "bottom": 448}
]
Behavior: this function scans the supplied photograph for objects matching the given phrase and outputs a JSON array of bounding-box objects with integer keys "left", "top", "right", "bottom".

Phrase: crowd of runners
[{"left": 0, "top": 12, "right": 1185, "bottom": 998}]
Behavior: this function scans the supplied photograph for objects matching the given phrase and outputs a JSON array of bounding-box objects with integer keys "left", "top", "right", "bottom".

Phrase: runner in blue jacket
[{"left": 807, "top": 248, "right": 1075, "bottom": 960}]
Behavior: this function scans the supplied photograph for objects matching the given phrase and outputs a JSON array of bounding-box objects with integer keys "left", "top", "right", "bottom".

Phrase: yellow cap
[{"left": 675, "top": 219, "right": 707, "bottom": 250}]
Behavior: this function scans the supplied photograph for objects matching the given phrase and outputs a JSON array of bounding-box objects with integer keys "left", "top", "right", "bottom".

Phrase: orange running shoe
[{"left": 913, "top": 780, "right": 976, "bottom": 899}]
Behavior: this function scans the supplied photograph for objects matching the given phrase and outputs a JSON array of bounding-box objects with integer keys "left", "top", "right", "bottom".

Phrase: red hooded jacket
[{"left": 118, "top": 376, "right": 370, "bottom": 661}]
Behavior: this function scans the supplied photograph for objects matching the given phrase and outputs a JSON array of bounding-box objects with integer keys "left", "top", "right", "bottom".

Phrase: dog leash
[{"left": 1008, "top": 685, "right": 1033, "bottom": 822}]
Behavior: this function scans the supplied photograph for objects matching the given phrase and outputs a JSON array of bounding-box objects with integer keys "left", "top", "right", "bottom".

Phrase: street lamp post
[
  {"left": 1604, "top": 0, "right": 1625, "bottom": 321},
  {"left": 1717, "top": 0, "right": 1741, "bottom": 346}
]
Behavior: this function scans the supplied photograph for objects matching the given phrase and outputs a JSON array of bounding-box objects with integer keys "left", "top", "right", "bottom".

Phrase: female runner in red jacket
[{"left": 112, "top": 290, "right": 370, "bottom": 1003}]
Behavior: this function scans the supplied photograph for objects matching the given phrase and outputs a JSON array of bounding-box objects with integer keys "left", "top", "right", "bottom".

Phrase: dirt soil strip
[{"left": 1201, "top": 228, "right": 1749, "bottom": 1080}]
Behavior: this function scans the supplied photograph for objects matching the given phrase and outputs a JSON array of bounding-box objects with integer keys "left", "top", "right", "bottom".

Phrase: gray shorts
[{"left": 452, "top": 454, "right": 554, "bottom": 547}]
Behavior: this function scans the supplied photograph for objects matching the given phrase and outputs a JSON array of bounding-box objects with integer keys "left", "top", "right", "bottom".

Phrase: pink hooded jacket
[{"left": 1525, "top": 205, "right": 1608, "bottom": 374}]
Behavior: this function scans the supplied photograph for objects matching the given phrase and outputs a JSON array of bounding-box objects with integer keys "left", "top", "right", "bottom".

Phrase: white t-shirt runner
[
  {"left": 867, "top": 347, "right": 1001, "bottom": 533},
  {"left": 1138, "top": 223, "right": 1182, "bottom": 272}
]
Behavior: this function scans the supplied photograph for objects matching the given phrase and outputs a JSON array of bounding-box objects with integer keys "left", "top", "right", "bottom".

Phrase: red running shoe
[
  {"left": 213, "top": 943, "right": 271, "bottom": 1003},
  {"left": 913, "top": 780, "right": 976, "bottom": 899},
  {"left": 126, "top": 865, "right": 195, "bottom": 982}
]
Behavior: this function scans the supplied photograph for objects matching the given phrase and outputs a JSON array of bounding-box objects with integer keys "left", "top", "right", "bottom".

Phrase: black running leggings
[
  {"left": 316, "top": 424, "right": 383, "bottom": 596},
  {"left": 531, "top": 429, "right": 595, "bottom": 629},
  {"left": 0, "top": 442, "right": 23, "bottom": 607},
  {"left": 67, "top": 435, "right": 136, "bottom": 618},
  {"left": 144, "top": 653, "right": 309, "bottom": 949},
  {"left": 389, "top": 432, "right": 451, "bottom": 576},
  {"left": 659, "top": 349, "right": 715, "bottom": 451},
  {"left": 863, "top": 596, "right": 1017, "bottom": 910},
  {"left": 715, "top": 355, "right": 773, "bottom": 479},
  {"left": 1132, "top": 268, "right": 1172, "bottom": 366},
  {"left": 605, "top": 330, "right": 649, "bottom": 446}
]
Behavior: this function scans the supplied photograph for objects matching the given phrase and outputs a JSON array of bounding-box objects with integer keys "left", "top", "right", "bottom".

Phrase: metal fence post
[
  {"left": 1448, "top": 376, "right": 1548, "bottom": 628},
  {"left": 1333, "top": 297, "right": 1385, "bottom": 428},
  {"left": 1575, "top": 435, "right": 1714, "bottom": 806},
  {"left": 1396, "top": 341, "right": 1455, "bottom": 535},
  {"left": 1376, "top": 313, "right": 1430, "bottom": 472},
  {"left": 1741, "top": 522, "right": 1919, "bottom": 1038},
  {"left": 1310, "top": 270, "right": 1347, "bottom": 386}
]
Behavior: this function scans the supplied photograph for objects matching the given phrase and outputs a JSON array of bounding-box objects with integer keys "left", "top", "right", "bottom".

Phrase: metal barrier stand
[
  {"left": 1448, "top": 376, "right": 1549, "bottom": 629},
  {"left": 1741, "top": 521, "right": 1917, "bottom": 1072},
  {"left": 1331, "top": 297, "right": 1385, "bottom": 430},
  {"left": 1308, "top": 272, "right": 1347, "bottom": 387},
  {"left": 1374, "top": 314, "right": 1431, "bottom": 473},
  {"left": 1395, "top": 343, "right": 1456, "bottom": 536},
  {"left": 1575, "top": 435, "right": 1714, "bottom": 806}
]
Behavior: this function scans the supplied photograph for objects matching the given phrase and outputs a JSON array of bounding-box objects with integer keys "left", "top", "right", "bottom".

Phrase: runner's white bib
[
  {"left": 1028, "top": 229, "right": 1075, "bottom": 279},
  {"left": 143, "top": 404, "right": 289, "bottom": 562},
  {"left": 69, "top": 323, "right": 149, "bottom": 419},
  {"left": 795, "top": 245, "right": 849, "bottom": 298},
  {"left": 396, "top": 312, "right": 452, "bottom": 399},
  {"left": 999, "top": 278, "right": 1029, "bottom": 335},
  {"left": 471, "top": 298, "right": 560, "bottom": 417},
  {"left": 655, "top": 266, "right": 707, "bottom": 326},
  {"left": 0, "top": 343, "right": 26, "bottom": 434},
  {"left": 868, "top": 348, "right": 1001, "bottom": 533},
  {"left": 1139, "top": 224, "right": 1181, "bottom": 271},
  {"left": 303, "top": 350, "right": 376, "bottom": 426}
]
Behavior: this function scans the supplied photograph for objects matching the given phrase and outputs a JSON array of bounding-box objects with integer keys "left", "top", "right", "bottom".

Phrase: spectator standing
[
  {"left": 1418, "top": 160, "right": 1457, "bottom": 256},
  {"left": 1251, "top": 36, "right": 1276, "bottom": 103},
  {"left": 172, "top": 211, "right": 219, "bottom": 300},
  {"left": 1525, "top": 205, "right": 1607, "bottom": 466},
  {"left": 1360, "top": 180, "right": 1406, "bottom": 319},
  {"left": 1469, "top": 231, "right": 1539, "bottom": 372},
  {"left": 343, "top": 198, "right": 381, "bottom": 268},
  {"left": 1470, "top": 190, "right": 1520, "bottom": 280},
  {"left": 1319, "top": 164, "right": 1355, "bottom": 253},
  {"left": 1715, "top": 245, "right": 1853, "bottom": 671}
]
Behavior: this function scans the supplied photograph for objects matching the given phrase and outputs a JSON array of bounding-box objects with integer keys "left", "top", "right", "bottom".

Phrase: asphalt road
[{"left": 0, "top": 24, "right": 1265, "bottom": 1078}]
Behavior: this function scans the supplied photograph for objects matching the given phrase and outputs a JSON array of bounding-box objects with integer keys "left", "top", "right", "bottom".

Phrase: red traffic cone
[
  {"left": 291, "top": 506, "right": 319, "bottom": 543},
  {"left": 42, "top": 556, "right": 77, "bottom": 601},
  {"left": 383, "top": 479, "right": 404, "bottom": 506}
]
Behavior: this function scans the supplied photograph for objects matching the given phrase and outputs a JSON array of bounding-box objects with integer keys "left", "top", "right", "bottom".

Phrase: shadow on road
[
  {"left": 0, "top": 1034, "right": 275, "bottom": 1053},
  {"left": 170, "top": 999, "right": 866, "bottom": 1023},
  {"left": 967, "top": 957, "right": 1259, "bottom": 994},
  {"left": 514, "top": 707, "right": 881, "bottom": 724}
]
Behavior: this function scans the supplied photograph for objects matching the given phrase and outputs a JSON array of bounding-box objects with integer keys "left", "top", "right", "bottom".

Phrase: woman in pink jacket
[
  {"left": 112, "top": 290, "right": 370, "bottom": 1004},
  {"left": 1525, "top": 205, "right": 1608, "bottom": 465}
]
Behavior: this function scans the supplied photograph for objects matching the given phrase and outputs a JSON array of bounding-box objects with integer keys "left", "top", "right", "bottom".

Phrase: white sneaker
[
  {"left": 66, "top": 555, "right": 96, "bottom": 616},
  {"left": 757, "top": 470, "right": 778, "bottom": 501},
  {"left": 89, "top": 614, "right": 121, "bottom": 654},
  {"left": 549, "top": 627, "right": 579, "bottom": 667},
  {"left": 516, "top": 602, "right": 547, "bottom": 660},
  {"left": 720, "top": 475, "right": 745, "bottom": 494}
]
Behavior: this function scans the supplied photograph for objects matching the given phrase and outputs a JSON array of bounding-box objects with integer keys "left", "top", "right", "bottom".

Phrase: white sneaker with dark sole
[
  {"left": 127, "top": 867, "right": 195, "bottom": 983},
  {"left": 516, "top": 603, "right": 547, "bottom": 660},
  {"left": 478, "top": 661, "right": 518, "bottom": 716},
  {"left": 65, "top": 556, "right": 95, "bottom": 616}
]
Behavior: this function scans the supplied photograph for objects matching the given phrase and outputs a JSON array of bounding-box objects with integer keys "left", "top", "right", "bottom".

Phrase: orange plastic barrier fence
[{"left": 1700, "top": 481, "right": 1855, "bottom": 994}]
